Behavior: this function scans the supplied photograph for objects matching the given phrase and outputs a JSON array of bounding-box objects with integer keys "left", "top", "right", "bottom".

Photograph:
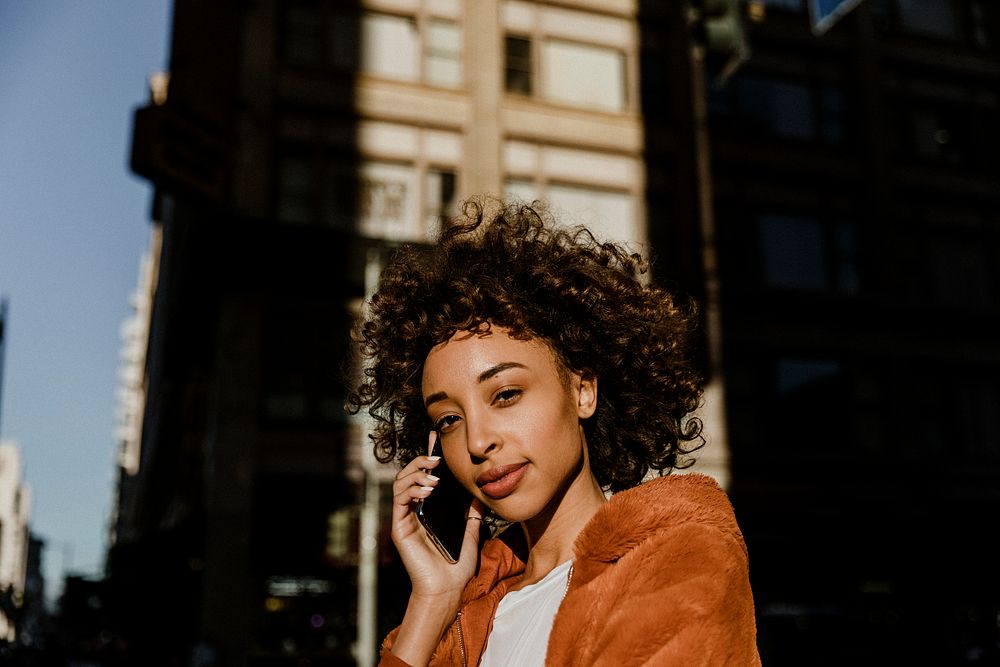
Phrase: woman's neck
[{"left": 512, "top": 465, "right": 606, "bottom": 590}]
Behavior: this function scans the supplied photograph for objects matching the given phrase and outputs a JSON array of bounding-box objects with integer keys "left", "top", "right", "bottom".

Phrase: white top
[{"left": 479, "top": 560, "right": 574, "bottom": 667}]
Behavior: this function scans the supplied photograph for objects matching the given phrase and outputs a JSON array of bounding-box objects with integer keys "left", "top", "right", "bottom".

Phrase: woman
[{"left": 348, "top": 200, "right": 759, "bottom": 666}]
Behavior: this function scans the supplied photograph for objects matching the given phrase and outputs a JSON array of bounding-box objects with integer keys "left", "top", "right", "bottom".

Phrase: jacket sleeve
[
  {"left": 377, "top": 650, "right": 415, "bottom": 667},
  {"left": 547, "top": 519, "right": 760, "bottom": 666},
  {"left": 377, "top": 610, "right": 466, "bottom": 667}
]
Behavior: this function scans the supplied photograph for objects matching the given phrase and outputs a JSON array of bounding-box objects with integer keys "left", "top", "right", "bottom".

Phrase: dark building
[{"left": 709, "top": 1, "right": 1000, "bottom": 664}]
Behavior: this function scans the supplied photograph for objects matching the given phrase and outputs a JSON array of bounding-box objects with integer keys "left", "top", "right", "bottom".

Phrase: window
[
  {"left": 426, "top": 21, "right": 462, "bottom": 87},
  {"left": 757, "top": 214, "right": 859, "bottom": 293},
  {"left": 740, "top": 77, "right": 815, "bottom": 140},
  {"left": 505, "top": 35, "right": 628, "bottom": 112},
  {"left": 505, "top": 36, "right": 533, "bottom": 95},
  {"left": 873, "top": 0, "right": 1000, "bottom": 48},
  {"left": 277, "top": 152, "right": 448, "bottom": 241},
  {"left": 361, "top": 13, "right": 420, "bottom": 82},
  {"left": 775, "top": 358, "right": 841, "bottom": 397},
  {"left": 358, "top": 162, "right": 418, "bottom": 240},
  {"left": 751, "top": 0, "right": 805, "bottom": 11},
  {"left": 927, "top": 236, "right": 993, "bottom": 311},
  {"left": 281, "top": 6, "right": 463, "bottom": 87},
  {"left": 505, "top": 179, "right": 538, "bottom": 204},
  {"left": 283, "top": 6, "right": 324, "bottom": 65},
  {"left": 898, "top": 102, "right": 990, "bottom": 169},
  {"left": 759, "top": 215, "right": 826, "bottom": 290},
  {"left": 713, "top": 73, "right": 849, "bottom": 145},
  {"left": 261, "top": 301, "right": 347, "bottom": 426},
  {"left": 897, "top": 0, "right": 959, "bottom": 39},
  {"left": 277, "top": 156, "right": 316, "bottom": 226},
  {"left": 541, "top": 41, "right": 626, "bottom": 112},
  {"left": 425, "top": 169, "right": 457, "bottom": 239},
  {"left": 507, "top": 180, "right": 637, "bottom": 244},
  {"left": 769, "top": 356, "right": 851, "bottom": 451}
]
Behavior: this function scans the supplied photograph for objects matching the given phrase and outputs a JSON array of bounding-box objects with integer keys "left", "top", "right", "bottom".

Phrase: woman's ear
[{"left": 575, "top": 372, "right": 598, "bottom": 419}]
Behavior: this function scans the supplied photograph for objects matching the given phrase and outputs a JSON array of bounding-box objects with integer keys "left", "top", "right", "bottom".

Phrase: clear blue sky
[{"left": 0, "top": 1, "right": 171, "bottom": 602}]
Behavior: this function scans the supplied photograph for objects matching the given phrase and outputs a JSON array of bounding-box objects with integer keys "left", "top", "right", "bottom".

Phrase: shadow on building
[
  {"left": 110, "top": 1, "right": 413, "bottom": 665},
  {"left": 696, "top": 1, "right": 1000, "bottom": 664}
]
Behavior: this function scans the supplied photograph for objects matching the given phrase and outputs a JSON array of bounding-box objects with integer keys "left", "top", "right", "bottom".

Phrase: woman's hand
[
  {"left": 391, "top": 433, "right": 483, "bottom": 602},
  {"left": 388, "top": 433, "right": 484, "bottom": 666}
]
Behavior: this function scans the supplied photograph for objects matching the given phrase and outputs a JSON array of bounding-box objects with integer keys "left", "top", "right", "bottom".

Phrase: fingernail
[
  {"left": 426, "top": 475, "right": 440, "bottom": 482},
  {"left": 427, "top": 456, "right": 441, "bottom": 461},
  {"left": 419, "top": 486, "right": 435, "bottom": 492}
]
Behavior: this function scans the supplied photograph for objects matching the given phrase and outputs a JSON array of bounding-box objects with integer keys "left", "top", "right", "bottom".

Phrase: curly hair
[{"left": 346, "top": 199, "right": 704, "bottom": 492}]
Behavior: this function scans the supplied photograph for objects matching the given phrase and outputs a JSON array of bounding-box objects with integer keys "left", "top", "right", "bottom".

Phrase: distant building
[{"left": 0, "top": 442, "right": 32, "bottom": 642}]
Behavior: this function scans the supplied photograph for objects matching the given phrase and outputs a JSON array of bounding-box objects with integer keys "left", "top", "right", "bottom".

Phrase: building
[
  {"left": 710, "top": 0, "right": 1000, "bottom": 663},
  {"left": 0, "top": 442, "right": 32, "bottom": 642}
]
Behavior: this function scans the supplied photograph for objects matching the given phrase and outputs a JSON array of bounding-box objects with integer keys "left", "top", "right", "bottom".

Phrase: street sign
[{"left": 809, "top": 0, "right": 865, "bottom": 35}]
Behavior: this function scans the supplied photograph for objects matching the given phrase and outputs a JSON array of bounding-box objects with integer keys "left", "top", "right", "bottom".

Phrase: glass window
[
  {"left": 358, "top": 162, "right": 419, "bottom": 240},
  {"left": 541, "top": 40, "right": 626, "bottom": 112},
  {"left": 505, "top": 36, "right": 533, "bottom": 95},
  {"left": 322, "top": 163, "right": 358, "bottom": 231},
  {"left": 775, "top": 358, "right": 841, "bottom": 396},
  {"left": 896, "top": 0, "right": 959, "bottom": 38},
  {"left": 969, "top": 0, "right": 1000, "bottom": 49},
  {"left": 330, "top": 12, "right": 361, "bottom": 71},
  {"left": 547, "top": 184, "right": 636, "bottom": 244},
  {"left": 758, "top": 214, "right": 827, "bottom": 290},
  {"left": 820, "top": 85, "right": 847, "bottom": 144},
  {"left": 425, "top": 169, "right": 457, "bottom": 239},
  {"left": 833, "top": 222, "right": 860, "bottom": 294},
  {"left": 738, "top": 76, "right": 815, "bottom": 140},
  {"left": 755, "top": 0, "right": 805, "bottom": 11},
  {"left": 261, "top": 301, "right": 346, "bottom": 426},
  {"left": 426, "top": 21, "right": 462, "bottom": 87},
  {"left": 277, "top": 156, "right": 316, "bottom": 226},
  {"left": 283, "top": 6, "right": 324, "bottom": 66},
  {"left": 928, "top": 237, "right": 992, "bottom": 310},
  {"left": 906, "top": 105, "right": 980, "bottom": 167},
  {"left": 505, "top": 179, "right": 539, "bottom": 204},
  {"left": 757, "top": 214, "right": 860, "bottom": 293},
  {"left": 361, "top": 13, "right": 420, "bottom": 82}
]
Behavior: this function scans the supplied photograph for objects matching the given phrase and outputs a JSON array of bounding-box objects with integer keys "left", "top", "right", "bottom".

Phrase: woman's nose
[{"left": 465, "top": 411, "right": 501, "bottom": 459}]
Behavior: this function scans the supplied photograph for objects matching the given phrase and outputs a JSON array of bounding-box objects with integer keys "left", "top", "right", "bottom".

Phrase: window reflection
[
  {"left": 712, "top": 73, "right": 848, "bottom": 145},
  {"left": 757, "top": 214, "right": 859, "bottom": 294}
]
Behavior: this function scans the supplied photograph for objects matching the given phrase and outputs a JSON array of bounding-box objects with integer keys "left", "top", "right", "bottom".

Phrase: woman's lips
[{"left": 476, "top": 462, "right": 528, "bottom": 499}]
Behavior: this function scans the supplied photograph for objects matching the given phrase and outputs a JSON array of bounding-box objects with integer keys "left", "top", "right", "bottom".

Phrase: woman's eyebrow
[
  {"left": 424, "top": 391, "right": 448, "bottom": 408},
  {"left": 477, "top": 362, "right": 527, "bottom": 384},
  {"left": 425, "top": 362, "right": 527, "bottom": 407}
]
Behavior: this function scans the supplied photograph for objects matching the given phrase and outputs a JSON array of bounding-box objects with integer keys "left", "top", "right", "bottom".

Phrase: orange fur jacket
[{"left": 380, "top": 473, "right": 760, "bottom": 666}]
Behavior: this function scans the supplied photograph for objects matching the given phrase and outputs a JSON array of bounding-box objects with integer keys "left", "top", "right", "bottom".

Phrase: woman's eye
[
  {"left": 494, "top": 389, "right": 522, "bottom": 406},
  {"left": 435, "top": 414, "right": 461, "bottom": 431}
]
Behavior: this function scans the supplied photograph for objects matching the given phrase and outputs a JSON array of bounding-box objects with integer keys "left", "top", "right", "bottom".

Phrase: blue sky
[{"left": 0, "top": 1, "right": 171, "bottom": 601}]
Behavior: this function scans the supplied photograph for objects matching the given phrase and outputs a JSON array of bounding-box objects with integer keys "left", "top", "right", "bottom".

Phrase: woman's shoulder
[{"left": 573, "top": 472, "right": 747, "bottom": 565}]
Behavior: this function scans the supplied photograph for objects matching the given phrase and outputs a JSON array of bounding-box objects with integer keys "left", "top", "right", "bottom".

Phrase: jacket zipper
[
  {"left": 562, "top": 564, "right": 575, "bottom": 599},
  {"left": 456, "top": 611, "right": 468, "bottom": 667}
]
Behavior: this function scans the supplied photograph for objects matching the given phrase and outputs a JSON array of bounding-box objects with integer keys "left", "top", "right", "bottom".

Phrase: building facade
[
  {"left": 0, "top": 442, "right": 32, "bottom": 642},
  {"left": 712, "top": 0, "right": 1000, "bottom": 664}
]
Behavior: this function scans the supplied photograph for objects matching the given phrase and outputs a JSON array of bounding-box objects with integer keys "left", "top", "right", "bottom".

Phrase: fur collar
[{"left": 574, "top": 472, "right": 745, "bottom": 564}]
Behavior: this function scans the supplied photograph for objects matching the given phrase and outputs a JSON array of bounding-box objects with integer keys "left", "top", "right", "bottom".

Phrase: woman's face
[{"left": 421, "top": 326, "right": 598, "bottom": 523}]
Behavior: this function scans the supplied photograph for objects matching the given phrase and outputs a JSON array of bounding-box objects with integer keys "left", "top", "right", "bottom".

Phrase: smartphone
[{"left": 416, "top": 433, "right": 473, "bottom": 563}]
